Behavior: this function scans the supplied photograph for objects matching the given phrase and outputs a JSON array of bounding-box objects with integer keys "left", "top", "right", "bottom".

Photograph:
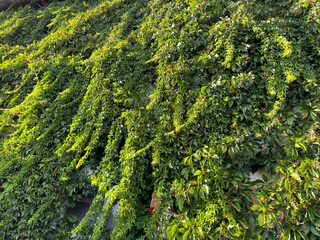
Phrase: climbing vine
[{"left": 0, "top": 0, "right": 320, "bottom": 239}]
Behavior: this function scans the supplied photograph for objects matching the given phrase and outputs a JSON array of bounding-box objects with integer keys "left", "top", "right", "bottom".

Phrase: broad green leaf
[
  {"left": 310, "top": 225, "right": 320, "bottom": 236},
  {"left": 183, "top": 229, "right": 191, "bottom": 240}
]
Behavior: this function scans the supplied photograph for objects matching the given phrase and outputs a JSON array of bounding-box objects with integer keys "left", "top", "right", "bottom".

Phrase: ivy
[{"left": 0, "top": 0, "right": 320, "bottom": 239}]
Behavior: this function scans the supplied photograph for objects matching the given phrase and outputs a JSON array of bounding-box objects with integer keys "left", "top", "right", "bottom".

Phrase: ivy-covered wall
[
  {"left": 0, "top": 0, "right": 320, "bottom": 239},
  {"left": 0, "top": 0, "right": 31, "bottom": 11}
]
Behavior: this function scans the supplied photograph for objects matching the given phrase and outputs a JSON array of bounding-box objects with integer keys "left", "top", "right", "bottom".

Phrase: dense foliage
[{"left": 0, "top": 0, "right": 320, "bottom": 239}]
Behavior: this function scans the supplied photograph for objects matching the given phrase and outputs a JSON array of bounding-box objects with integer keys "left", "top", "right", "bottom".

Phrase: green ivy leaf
[
  {"left": 67, "top": 214, "right": 78, "bottom": 223},
  {"left": 183, "top": 229, "right": 190, "bottom": 240},
  {"left": 310, "top": 225, "right": 320, "bottom": 236}
]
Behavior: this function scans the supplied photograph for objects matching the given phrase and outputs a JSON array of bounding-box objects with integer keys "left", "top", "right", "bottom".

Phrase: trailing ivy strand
[{"left": 0, "top": 0, "right": 320, "bottom": 239}]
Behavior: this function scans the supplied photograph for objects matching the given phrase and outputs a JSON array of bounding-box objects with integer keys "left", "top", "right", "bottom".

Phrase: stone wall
[
  {"left": 0, "top": 0, "right": 30, "bottom": 11},
  {"left": 0, "top": 0, "right": 49, "bottom": 11}
]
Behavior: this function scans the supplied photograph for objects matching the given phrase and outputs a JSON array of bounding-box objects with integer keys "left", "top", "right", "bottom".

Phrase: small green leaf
[
  {"left": 284, "top": 178, "right": 290, "bottom": 191},
  {"left": 290, "top": 172, "right": 301, "bottom": 181},
  {"left": 262, "top": 230, "right": 268, "bottom": 240},
  {"left": 285, "top": 229, "right": 291, "bottom": 240},
  {"left": 197, "top": 227, "right": 203, "bottom": 236},
  {"left": 183, "top": 229, "right": 190, "bottom": 240},
  {"left": 258, "top": 213, "right": 265, "bottom": 225},
  {"left": 239, "top": 218, "right": 249, "bottom": 229},
  {"left": 60, "top": 176, "right": 68, "bottom": 181},
  {"left": 251, "top": 204, "right": 261, "bottom": 211},
  {"left": 310, "top": 225, "right": 320, "bottom": 236},
  {"left": 179, "top": 199, "right": 183, "bottom": 211},
  {"left": 262, "top": 174, "right": 268, "bottom": 183},
  {"left": 171, "top": 223, "right": 179, "bottom": 237},
  {"left": 314, "top": 220, "right": 320, "bottom": 228},
  {"left": 67, "top": 214, "right": 77, "bottom": 223},
  {"left": 298, "top": 230, "right": 308, "bottom": 240}
]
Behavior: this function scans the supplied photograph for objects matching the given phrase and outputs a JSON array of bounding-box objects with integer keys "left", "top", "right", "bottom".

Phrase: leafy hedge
[{"left": 0, "top": 0, "right": 320, "bottom": 239}]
